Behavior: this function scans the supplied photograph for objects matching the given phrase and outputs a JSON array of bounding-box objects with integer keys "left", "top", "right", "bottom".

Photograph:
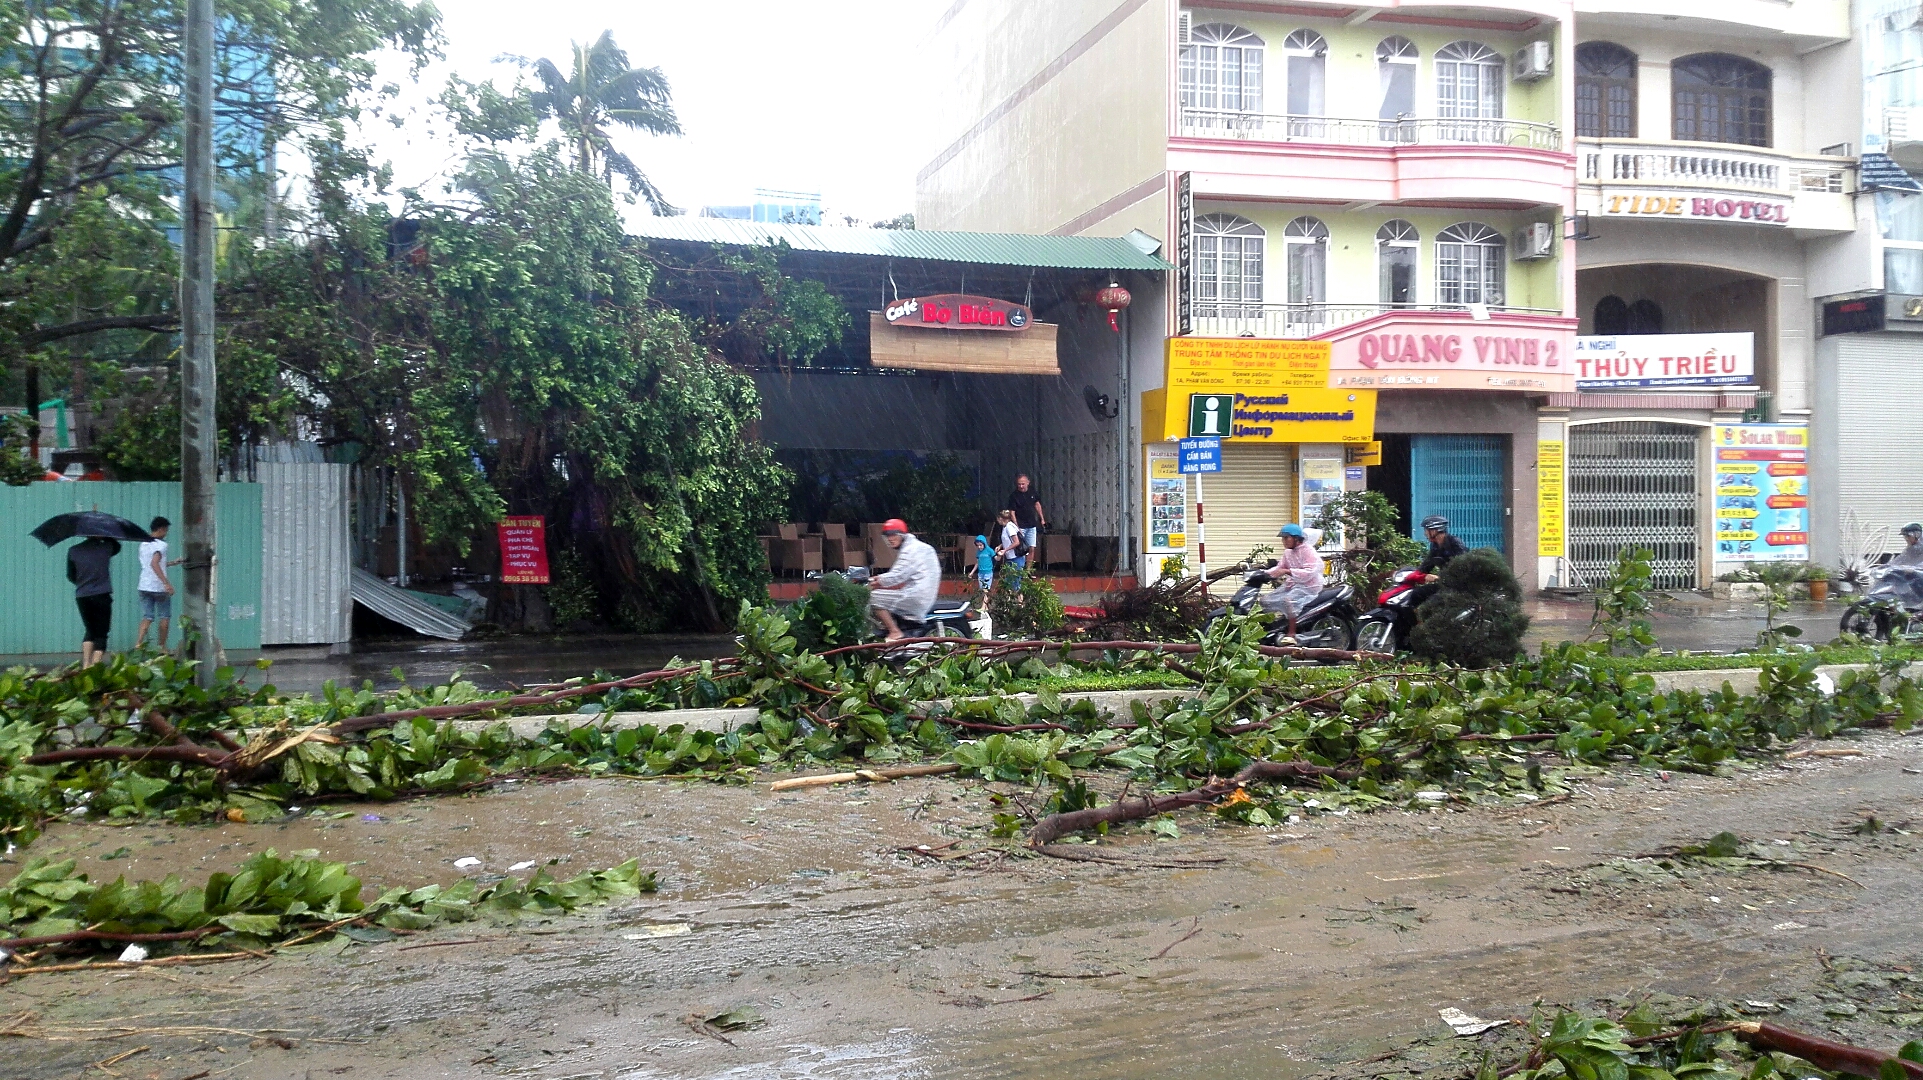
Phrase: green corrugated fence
[{"left": 0, "top": 483, "right": 262, "bottom": 656}]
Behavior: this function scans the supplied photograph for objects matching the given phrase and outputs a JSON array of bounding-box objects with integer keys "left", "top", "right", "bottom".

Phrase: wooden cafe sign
[{"left": 882, "top": 293, "right": 1032, "bottom": 331}]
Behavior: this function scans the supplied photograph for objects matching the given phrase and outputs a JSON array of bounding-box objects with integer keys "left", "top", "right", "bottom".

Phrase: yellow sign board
[
  {"left": 1537, "top": 440, "right": 1565, "bottom": 558},
  {"left": 1163, "top": 337, "right": 1372, "bottom": 443},
  {"left": 1167, "top": 337, "right": 1331, "bottom": 390},
  {"left": 1346, "top": 441, "right": 1383, "bottom": 466}
]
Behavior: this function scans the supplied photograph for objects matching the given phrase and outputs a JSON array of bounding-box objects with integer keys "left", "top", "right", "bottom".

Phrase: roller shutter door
[
  {"left": 1568, "top": 422, "right": 1699, "bottom": 590},
  {"left": 1836, "top": 338, "right": 1923, "bottom": 535},
  {"left": 1199, "top": 442, "right": 1297, "bottom": 568}
]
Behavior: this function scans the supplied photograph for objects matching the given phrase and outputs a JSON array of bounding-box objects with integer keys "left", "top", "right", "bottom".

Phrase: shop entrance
[
  {"left": 1567, "top": 421, "right": 1700, "bottom": 589},
  {"left": 1408, "top": 435, "right": 1508, "bottom": 553}
]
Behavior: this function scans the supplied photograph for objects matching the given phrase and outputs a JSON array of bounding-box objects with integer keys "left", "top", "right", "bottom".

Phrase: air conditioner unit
[
  {"left": 1514, "top": 222, "right": 1555, "bottom": 260},
  {"left": 1513, "top": 40, "right": 1553, "bottom": 82},
  {"left": 1178, "top": 10, "right": 1191, "bottom": 45}
]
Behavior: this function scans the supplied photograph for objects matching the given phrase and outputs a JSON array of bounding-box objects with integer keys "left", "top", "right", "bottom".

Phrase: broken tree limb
[
  {"left": 329, "top": 664, "right": 713, "bottom": 734},
  {"left": 1733, "top": 1021, "right": 1923, "bottom": 1079},
  {"left": 0, "top": 927, "right": 224, "bottom": 951},
  {"left": 1028, "top": 758, "right": 1361, "bottom": 852},
  {"left": 768, "top": 763, "right": 961, "bottom": 791},
  {"left": 22, "top": 745, "right": 231, "bottom": 769}
]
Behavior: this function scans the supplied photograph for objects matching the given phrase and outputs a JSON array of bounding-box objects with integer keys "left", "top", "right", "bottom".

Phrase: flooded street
[{"left": 8, "top": 732, "right": 1921, "bottom": 1079}]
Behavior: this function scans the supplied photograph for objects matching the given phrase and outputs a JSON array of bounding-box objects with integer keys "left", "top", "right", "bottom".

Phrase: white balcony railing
[
  {"left": 1579, "top": 139, "right": 1850, "bottom": 195},
  {"left": 1187, "top": 302, "right": 1562, "bottom": 340},
  {"left": 1178, "top": 109, "right": 1564, "bottom": 152}
]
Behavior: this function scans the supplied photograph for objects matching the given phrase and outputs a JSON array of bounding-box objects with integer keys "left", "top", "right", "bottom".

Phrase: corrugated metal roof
[
  {"left": 351, "top": 569, "right": 469, "bottom": 640},
  {"left": 259, "top": 463, "right": 351, "bottom": 645},
  {"left": 626, "top": 217, "right": 1170, "bottom": 271}
]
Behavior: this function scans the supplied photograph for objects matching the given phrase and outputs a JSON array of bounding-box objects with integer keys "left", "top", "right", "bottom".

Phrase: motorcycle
[
  {"left": 1355, "top": 566, "right": 1424, "bottom": 654},
  {"left": 1207, "top": 570, "right": 1359, "bottom": 650},
  {"left": 1839, "top": 564, "right": 1923, "bottom": 642},
  {"left": 845, "top": 567, "right": 978, "bottom": 639}
]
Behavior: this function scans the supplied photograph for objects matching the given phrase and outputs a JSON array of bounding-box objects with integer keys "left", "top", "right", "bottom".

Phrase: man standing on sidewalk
[
  {"left": 136, "top": 517, "right": 178, "bottom": 649},
  {"left": 1006, "top": 474, "right": 1047, "bottom": 558}
]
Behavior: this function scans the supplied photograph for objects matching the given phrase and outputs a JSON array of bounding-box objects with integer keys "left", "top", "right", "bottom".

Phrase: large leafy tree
[
  {"left": 0, "top": 0, "right": 440, "bottom": 409},
  {"left": 515, "top": 30, "right": 680, "bottom": 214},
  {"left": 225, "top": 148, "right": 818, "bottom": 629}
]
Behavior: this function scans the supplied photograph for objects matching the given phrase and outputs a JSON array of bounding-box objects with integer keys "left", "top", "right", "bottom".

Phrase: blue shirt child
[{"left": 974, "top": 535, "right": 995, "bottom": 586}]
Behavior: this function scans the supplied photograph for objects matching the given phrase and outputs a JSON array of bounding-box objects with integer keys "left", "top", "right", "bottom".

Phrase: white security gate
[
  {"left": 1835, "top": 338, "right": 1923, "bottom": 537},
  {"left": 1568, "top": 422, "right": 1700, "bottom": 590}
]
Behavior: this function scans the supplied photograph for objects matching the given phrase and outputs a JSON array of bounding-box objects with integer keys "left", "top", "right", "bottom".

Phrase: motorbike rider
[
  {"left": 1261, "top": 523, "right": 1324, "bottom": 641},
  {"left": 1893, "top": 522, "right": 1923, "bottom": 568},
  {"left": 869, "top": 518, "right": 942, "bottom": 641},
  {"left": 1411, "top": 515, "right": 1467, "bottom": 606}
]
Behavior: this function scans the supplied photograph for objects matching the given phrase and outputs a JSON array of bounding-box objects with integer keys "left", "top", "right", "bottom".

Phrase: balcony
[
  {"left": 1179, "top": 110, "right": 1562, "bottom": 151},
  {"left": 1173, "top": 109, "right": 1572, "bottom": 209},
  {"left": 1577, "top": 139, "right": 1854, "bottom": 233},
  {"left": 1189, "top": 302, "right": 1560, "bottom": 340}
]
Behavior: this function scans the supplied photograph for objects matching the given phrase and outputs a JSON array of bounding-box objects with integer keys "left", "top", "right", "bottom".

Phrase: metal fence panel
[
  {"left": 0, "top": 482, "right": 262, "bottom": 656},
  {"left": 1568, "top": 422, "right": 1700, "bottom": 590},
  {"left": 259, "top": 463, "right": 351, "bottom": 645}
]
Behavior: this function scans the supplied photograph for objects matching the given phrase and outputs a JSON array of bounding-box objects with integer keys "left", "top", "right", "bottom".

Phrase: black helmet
[
  {"left": 1421, "top": 515, "right": 1450, "bottom": 531},
  {"left": 1904, "top": 522, "right": 1923, "bottom": 536}
]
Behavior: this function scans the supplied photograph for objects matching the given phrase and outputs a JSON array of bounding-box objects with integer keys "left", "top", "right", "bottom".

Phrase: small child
[{"left": 973, "top": 533, "right": 995, "bottom": 594}]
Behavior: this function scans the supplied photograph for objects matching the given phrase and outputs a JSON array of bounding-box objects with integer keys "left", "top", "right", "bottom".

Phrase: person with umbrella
[{"left": 30, "top": 512, "right": 152, "bottom": 666}]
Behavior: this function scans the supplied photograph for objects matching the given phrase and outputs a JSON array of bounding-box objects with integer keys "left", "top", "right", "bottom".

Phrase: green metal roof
[{"left": 626, "top": 216, "right": 1170, "bottom": 272}]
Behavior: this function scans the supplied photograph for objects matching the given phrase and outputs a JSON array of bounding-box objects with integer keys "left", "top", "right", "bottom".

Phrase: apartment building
[{"left": 919, "top": 0, "right": 1923, "bottom": 587}]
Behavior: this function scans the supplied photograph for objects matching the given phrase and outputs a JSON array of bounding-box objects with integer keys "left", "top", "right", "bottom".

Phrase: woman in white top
[{"left": 996, "top": 509, "right": 1026, "bottom": 568}]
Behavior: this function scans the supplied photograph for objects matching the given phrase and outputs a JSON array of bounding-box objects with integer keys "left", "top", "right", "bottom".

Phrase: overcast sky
[{"left": 355, "top": 0, "right": 939, "bottom": 224}]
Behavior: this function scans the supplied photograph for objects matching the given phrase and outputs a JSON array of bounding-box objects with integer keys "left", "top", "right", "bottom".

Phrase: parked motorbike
[
  {"left": 1207, "top": 570, "right": 1358, "bottom": 650},
  {"left": 1839, "top": 564, "right": 1923, "bottom": 642},
  {"left": 1355, "top": 565, "right": 1424, "bottom": 654}
]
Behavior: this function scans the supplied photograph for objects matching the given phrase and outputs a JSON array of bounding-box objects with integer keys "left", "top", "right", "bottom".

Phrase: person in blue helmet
[{"left": 1261, "top": 523, "right": 1323, "bottom": 641}]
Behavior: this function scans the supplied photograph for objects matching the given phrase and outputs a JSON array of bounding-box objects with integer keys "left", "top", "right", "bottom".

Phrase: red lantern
[{"left": 1096, "top": 284, "right": 1131, "bottom": 333}]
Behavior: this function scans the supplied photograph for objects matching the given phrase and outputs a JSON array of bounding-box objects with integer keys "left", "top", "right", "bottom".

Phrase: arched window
[
  {"left": 1194, "top": 213, "right": 1264, "bottom": 316},
  {"left": 1180, "top": 23, "right": 1264, "bottom": 121},
  {"left": 1576, "top": 42, "right": 1637, "bottom": 138},
  {"left": 1436, "top": 222, "right": 1505, "bottom": 305},
  {"left": 1436, "top": 41, "right": 1504, "bottom": 120},
  {"left": 1283, "top": 30, "right": 1326, "bottom": 117},
  {"left": 1627, "top": 299, "right": 1665, "bottom": 334},
  {"left": 1593, "top": 295, "right": 1629, "bottom": 334},
  {"left": 1672, "top": 53, "right": 1770, "bottom": 147},
  {"left": 1376, "top": 37, "right": 1418, "bottom": 121},
  {"left": 1377, "top": 220, "right": 1419, "bottom": 306},
  {"left": 1284, "top": 216, "right": 1328, "bottom": 307}
]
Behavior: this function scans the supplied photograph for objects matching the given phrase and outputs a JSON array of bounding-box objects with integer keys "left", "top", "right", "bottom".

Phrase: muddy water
[{"left": 8, "top": 735, "right": 1922, "bottom": 1080}]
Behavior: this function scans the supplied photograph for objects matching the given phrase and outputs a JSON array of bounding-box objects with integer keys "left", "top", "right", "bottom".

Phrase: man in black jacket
[{"left": 1411, "top": 515, "right": 1467, "bottom": 606}]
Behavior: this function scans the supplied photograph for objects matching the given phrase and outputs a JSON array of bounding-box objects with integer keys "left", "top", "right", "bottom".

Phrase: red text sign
[
  {"left": 1603, "top": 193, "right": 1789, "bottom": 225},
  {"left": 882, "top": 293, "right": 1032, "bottom": 331},
  {"left": 498, "top": 516, "right": 551, "bottom": 584}
]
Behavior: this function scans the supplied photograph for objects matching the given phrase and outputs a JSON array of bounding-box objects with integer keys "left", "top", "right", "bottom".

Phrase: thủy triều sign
[{"left": 1575, "top": 332, "right": 1754, "bottom": 389}]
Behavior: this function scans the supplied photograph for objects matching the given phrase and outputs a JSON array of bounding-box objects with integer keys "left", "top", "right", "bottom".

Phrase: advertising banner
[
  {"left": 1163, "top": 338, "right": 1373, "bottom": 443},
  {"left": 1299, "top": 457, "right": 1346, "bottom": 530},
  {"left": 1712, "top": 424, "right": 1808, "bottom": 563},
  {"left": 498, "top": 515, "right": 551, "bottom": 584},
  {"left": 1144, "top": 446, "right": 1187, "bottom": 554},
  {"left": 1537, "top": 440, "right": 1565, "bottom": 558},
  {"left": 1574, "top": 332, "right": 1754, "bottom": 389}
]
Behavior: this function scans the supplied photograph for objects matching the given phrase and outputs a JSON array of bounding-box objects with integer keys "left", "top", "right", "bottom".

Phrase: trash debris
[
  {"left": 623, "top": 923, "right": 692, "bottom": 939},
  {"left": 1772, "top": 921, "right": 1807, "bottom": 931},
  {"left": 1741, "top": 1000, "right": 1782, "bottom": 1011},
  {"left": 1438, "top": 1007, "right": 1508, "bottom": 1036},
  {"left": 452, "top": 857, "right": 482, "bottom": 869},
  {"left": 508, "top": 860, "right": 537, "bottom": 871},
  {"left": 1414, "top": 790, "right": 1447, "bottom": 802},
  {"left": 361, "top": 814, "right": 384, "bottom": 823},
  {"left": 116, "top": 944, "right": 148, "bottom": 963}
]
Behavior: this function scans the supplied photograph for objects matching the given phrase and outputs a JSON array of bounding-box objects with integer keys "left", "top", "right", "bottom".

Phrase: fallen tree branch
[
  {"left": 0, "top": 926, "right": 223, "bottom": 950},
  {"left": 768, "top": 763, "right": 960, "bottom": 791},
  {"left": 1734, "top": 1022, "right": 1923, "bottom": 1080},
  {"left": 1028, "top": 758, "right": 1360, "bottom": 851}
]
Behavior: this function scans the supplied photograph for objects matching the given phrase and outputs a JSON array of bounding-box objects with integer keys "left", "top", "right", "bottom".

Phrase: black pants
[{"left": 77, "top": 593, "right": 113, "bottom": 646}]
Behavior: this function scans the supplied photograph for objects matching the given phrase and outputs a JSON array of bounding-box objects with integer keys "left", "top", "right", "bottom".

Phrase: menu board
[
  {"left": 1145, "top": 447, "right": 1188, "bottom": 554},
  {"left": 1298, "top": 457, "right": 1345, "bottom": 537},
  {"left": 1712, "top": 425, "right": 1808, "bottom": 563}
]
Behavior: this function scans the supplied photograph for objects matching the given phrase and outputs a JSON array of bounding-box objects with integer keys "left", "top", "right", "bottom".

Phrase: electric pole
[{"left": 181, "top": 0, "right": 219, "bottom": 684}]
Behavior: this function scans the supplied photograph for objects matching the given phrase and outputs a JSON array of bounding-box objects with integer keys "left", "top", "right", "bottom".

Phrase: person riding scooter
[
  {"left": 1412, "top": 515, "right": 1467, "bottom": 606},
  {"left": 1892, "top": 522, "right": 1923, "bottom": 568},
  {"left": 869, "top": 518, "right": 942, "bottom": 641},
  {"left": 1261, "top": 524, "right": 1323, "bottom": 641}
]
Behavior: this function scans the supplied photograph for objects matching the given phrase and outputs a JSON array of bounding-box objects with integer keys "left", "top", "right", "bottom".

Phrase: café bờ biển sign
[
  {"left": 1574, "top": 332, "right": 1755, "bottom": 389},
  {"left": 883, "top": 293, "right": 1031, "bottom": 331}
]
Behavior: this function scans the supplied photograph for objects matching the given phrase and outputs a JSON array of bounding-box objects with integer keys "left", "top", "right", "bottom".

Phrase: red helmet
[{"left": 882, "top": 518, "right": 909, "bottom": 534}]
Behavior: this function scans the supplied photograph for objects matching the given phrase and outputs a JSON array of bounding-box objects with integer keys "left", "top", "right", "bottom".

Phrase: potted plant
[{"left": 1804, "top": 562, "right": 1831, "bottom": 602}]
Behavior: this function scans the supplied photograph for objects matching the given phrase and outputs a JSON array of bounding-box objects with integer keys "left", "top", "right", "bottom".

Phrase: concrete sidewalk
[{"left": 1522, "top": 590, "right": 1846, "bottom": 654}]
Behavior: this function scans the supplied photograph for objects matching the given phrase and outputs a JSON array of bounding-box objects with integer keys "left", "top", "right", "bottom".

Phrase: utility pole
[{"left": 180, "top": 0, "right": 220, "bottom": 685}]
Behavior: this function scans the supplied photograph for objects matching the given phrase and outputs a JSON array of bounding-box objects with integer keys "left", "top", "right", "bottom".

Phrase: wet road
[{"left": 12, "top": 732, "right": 1921, "bottom": 1079}]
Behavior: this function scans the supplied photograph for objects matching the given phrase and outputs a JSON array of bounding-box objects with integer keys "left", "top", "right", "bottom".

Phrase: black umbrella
[{"left": 29, "top": 511, "right": 154, "bottom": 546}]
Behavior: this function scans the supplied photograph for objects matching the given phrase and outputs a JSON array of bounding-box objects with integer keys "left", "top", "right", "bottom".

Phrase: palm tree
[{"left": 522, "top": 31, "right": 682, "bottom": 214}]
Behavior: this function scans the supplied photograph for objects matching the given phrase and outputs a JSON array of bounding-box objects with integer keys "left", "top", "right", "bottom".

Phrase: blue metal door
[{"left": 1410, "top": 435, "right": 1507, "bottom": 553}]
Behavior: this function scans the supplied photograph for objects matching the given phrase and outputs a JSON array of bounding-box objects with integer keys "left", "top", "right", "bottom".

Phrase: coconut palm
[{"left": 520, "top": 31, "right": 681, "bottom": 214}]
